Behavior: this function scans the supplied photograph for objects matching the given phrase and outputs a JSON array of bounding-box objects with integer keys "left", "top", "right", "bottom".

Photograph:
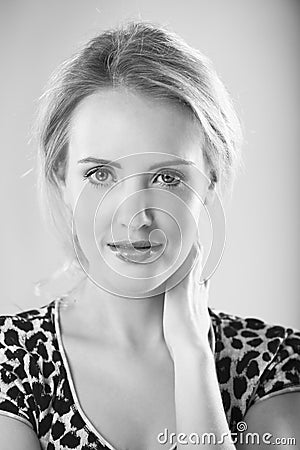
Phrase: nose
[{"left": 117, "top": 177, "right": 153, "bottom": 230}]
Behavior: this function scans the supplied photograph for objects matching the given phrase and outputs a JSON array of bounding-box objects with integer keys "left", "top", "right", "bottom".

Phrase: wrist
[{"left": 171, "top": 340, "right": 214, "bottom": 364}]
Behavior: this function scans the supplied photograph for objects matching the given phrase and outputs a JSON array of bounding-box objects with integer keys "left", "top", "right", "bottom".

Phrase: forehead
[{"left": 68, "top": 88, "right": 205, "bottom": 167}]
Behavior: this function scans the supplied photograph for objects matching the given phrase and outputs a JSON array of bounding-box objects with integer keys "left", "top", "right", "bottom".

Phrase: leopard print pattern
[{"left": 0, "top": 300, "right": 299, "bottom": 449}]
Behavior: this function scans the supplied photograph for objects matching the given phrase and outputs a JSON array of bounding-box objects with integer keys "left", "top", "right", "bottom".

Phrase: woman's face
[{"left": 63, "top": 88, "right": 211, "bottom": 297}]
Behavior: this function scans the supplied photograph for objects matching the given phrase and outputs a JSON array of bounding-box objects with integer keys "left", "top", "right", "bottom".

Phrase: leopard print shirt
[{"left": 0, "top": 299, "right": 299, "bottom": 449}]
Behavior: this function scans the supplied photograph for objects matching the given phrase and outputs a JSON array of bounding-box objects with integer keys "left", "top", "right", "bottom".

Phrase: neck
[{"left": 60, "top": 278, "right": 166, "bottom": 351}]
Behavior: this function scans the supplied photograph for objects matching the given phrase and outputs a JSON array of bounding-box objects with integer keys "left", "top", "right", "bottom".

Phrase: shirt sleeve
[
  {"left": 250, "top": 328, "right": 300, "bottom": 406},
  {"left": 0, "top": 323, "right": 38, "bottom": 431}
]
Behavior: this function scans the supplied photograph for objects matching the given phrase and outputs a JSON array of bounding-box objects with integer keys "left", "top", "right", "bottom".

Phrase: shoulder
[
  {"left": 0, "top": 300, "right": 57, "bottom": 378},
  {"left": 0, "top": 300, "right": 56, "bottom": 355},
  {"left": 0, "top": 300, "right": 58, "bottom": 432},
  {"left": 209, "top": 307, "right": 300, "bottom": 431},
  {"left": 209, "top": 307, "right": 300, "bottom": 364}
]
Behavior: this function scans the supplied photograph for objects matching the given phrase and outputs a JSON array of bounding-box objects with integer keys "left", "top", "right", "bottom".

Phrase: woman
[{"left": 0, "top": 20, "right": 299, "bottom": 450}]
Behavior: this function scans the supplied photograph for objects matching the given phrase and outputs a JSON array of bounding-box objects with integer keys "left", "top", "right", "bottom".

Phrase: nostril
[{"left": 120, "top": 208, "right": 153, "bottom": 230}]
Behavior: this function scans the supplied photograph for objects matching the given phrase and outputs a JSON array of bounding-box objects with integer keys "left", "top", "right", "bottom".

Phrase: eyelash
[{"left": 82, "top": 166, "right": 185, "bottom": 190}]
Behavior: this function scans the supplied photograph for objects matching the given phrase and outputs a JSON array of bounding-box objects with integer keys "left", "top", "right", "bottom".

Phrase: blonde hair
[{"left": 34, "top": 19, "right": 243, "bottom": 301}]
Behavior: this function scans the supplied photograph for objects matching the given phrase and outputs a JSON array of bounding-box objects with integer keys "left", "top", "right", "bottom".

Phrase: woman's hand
[
  {"left": 164, "top": 242, "right": 235, "bottom": 449},
  {"left": 163, "top": 241, "right": 212, "bottom": 360}
]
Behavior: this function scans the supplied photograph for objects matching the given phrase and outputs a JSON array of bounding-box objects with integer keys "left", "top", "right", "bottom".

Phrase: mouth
[
  {"left": 107, "top": 240, "right": 162, "bottom": 250},
  {"left": 107, "top": 240, "right": 164, "bottom": 263}
]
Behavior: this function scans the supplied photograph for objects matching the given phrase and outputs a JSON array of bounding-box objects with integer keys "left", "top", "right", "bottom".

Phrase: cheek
[
  {"left": 165, "top": 192, "right": 200, "bottom": 234},
  {"left": 69, "top": 185, "right": 109, "bottom": 256},
  {"left": 154, "top": 200, "right": 198, "bottom": 263}
]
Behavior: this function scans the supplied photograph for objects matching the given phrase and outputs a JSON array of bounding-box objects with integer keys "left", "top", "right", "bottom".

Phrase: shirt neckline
[{"left": 53, "top": 297, "right": 177, "bottom": 450}]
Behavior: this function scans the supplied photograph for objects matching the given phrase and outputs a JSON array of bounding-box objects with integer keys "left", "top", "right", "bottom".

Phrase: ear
[
  {"left": 56, "top": 166, "right": 73, "bottom": 209},
  {"left": 62, "top": 188, "right": 73, "bottom": 210},
  {"left": 58, "top": 179, "right": 73, "bottom": 210},
  {"left": 204, "top": 182, "right": 216, "bottom": 206}
]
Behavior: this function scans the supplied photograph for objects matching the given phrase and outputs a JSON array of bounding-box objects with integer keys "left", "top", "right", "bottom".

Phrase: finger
[
  {"left": 187, "top": 241, "right": 205, "bottom": 313},
  {"left": 192, "top": 240, "right": 204, "bottom": 279},
  {"left": 169, "top": 241, "right": 203, "bottom": 296},
  {"left": 190, "top": 244, "right": 211, "bottom": 313},
  {"left": 165, "top": 242, "right": 198, "bottom": 292}
]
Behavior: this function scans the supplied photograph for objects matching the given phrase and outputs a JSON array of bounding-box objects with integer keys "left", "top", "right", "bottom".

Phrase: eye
[
  {"left": 83, "top": 166, "right": 116, "bottom": 188},
  {"left": 153, "top": 170, "right": 184, "bottom": 189}
]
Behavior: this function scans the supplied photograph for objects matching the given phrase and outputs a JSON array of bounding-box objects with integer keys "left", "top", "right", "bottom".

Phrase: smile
[{"left": 107, "top": 241, "right": 164, "bottom": 263}]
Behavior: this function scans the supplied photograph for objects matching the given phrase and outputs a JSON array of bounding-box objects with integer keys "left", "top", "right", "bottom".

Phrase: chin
[
  {"left": 104, "top": 277, "right": 166, "bottom": 299},
  {"left": 89, "top": 261, "right": 168, "bottom": 298},
  {"left": 84, "top": 245, "right": 178, "bottom": 297}
]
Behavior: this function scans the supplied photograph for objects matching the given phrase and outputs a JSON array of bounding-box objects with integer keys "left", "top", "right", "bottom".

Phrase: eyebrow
[{"left": 77, "top": 157, "right": 195, "bottom": 170}]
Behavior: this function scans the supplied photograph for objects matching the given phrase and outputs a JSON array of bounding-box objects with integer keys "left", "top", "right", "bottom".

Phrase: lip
[
  {"left": 107, "top": 241, "right": 164, "bottom": 263},
  {"left": 107, "top": 240, "right": 163, "bottom": 250}
]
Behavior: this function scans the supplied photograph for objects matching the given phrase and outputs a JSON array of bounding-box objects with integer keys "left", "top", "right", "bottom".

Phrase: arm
[
  {"left": 0, "top": 415, "right": 41, "bottom": 450},
  {"left": 236, "top": 392, "right": 300, "bottom": 449},
  {"left": 163, "top": 242, "right": 236, "bottom": 449},
  {"left": 173, "top": 346, "right": 235, "bottom": 449}
]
